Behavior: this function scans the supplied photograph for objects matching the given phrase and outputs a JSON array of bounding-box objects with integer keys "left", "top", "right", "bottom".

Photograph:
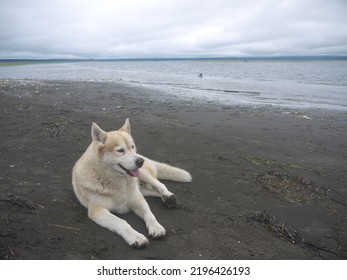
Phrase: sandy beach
[{"left": 0, "top": 79, "right": 346, "bottom": 259}]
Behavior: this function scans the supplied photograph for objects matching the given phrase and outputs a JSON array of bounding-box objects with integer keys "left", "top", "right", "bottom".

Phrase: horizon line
[{"left": 1, "top": 55, "right": 347, "bottom": 62}]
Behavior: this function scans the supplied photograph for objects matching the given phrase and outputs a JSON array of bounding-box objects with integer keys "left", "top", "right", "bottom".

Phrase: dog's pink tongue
[{"left": 130, "top": 169, "right": 140, "bottom": 177}]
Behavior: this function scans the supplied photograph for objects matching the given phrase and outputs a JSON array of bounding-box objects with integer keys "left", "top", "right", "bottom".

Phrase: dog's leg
[
  {"left": 139, "top": 171, "right": 177, "bottom": 208},
  {"left": 140, "top": 184, "right": 162, "bottom": 198},
  {"left": 130, "top": 192, "right": 166, "bottom": 239},
  {"left": 88, "top": 205, "right": 148, "bottom": 248}
]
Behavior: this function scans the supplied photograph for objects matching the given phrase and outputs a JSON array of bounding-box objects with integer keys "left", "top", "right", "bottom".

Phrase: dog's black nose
[{"left": 136, "top": 158, "right": 144, "bottom": 168}]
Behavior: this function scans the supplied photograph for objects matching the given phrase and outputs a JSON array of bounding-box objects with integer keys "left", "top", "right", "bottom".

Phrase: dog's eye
[
  {"left": 116, "top": 148, "right": 125, "bottom": 154},
  {"left": 131, "top": 144, "right": 135, "bottom": 149}
]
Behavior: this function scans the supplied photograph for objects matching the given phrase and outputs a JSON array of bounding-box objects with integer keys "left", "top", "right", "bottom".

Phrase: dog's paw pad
[
  {"left": 162, "top": 194, "right": 177, "bottom": 209},
  {"left": 130, "top": 239, "right": 149, "bottom": 249},
  {"left": 149, "top": 232, "right": 166, "bottom": 240},
  {"left": 128, "top": 234, "right": 149, "bottom": 249},
  {"left": 148, "top": 224, "right": 166, "bottom": 240}
]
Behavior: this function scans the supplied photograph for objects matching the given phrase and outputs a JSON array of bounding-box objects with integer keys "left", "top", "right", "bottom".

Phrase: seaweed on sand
[
  {"left": 0, "top": 194, "right": 43, "bottom": 209},
  {"left": 248, "top": 211, "right": 345, "bottom": 258},
  {"left": 255, "top": 170, "right": 345, "bottom": 206},
  {"left": 248, "top": 211, "right": 306, "bottom": 246}
]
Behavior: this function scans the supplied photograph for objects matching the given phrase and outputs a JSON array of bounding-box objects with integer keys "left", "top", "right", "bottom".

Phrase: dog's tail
[{"left": 154, "top": 161, "right": 192, "bottom": 182}]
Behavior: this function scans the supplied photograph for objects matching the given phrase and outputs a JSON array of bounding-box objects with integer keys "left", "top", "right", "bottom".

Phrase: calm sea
[{"left": 1, "top": 60, "right": 346, "bottom": 110}]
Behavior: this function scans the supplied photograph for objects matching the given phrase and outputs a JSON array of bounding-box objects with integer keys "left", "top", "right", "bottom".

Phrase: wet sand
[{"left": 0, "top": 79, "right": 346, "bottom": 259}]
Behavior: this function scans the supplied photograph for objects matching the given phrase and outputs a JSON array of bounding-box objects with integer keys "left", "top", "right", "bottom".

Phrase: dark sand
[{"left": 1, "top": 79, "right": 346, "bottom": 260}]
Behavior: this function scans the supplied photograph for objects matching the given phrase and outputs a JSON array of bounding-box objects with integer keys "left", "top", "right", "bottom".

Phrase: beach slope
[{"left": 1, "top": 80, "right": 346, "bottom": 259}]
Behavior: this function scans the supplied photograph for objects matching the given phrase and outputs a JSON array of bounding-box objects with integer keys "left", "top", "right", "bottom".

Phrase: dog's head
[{"left": 91, "top": 119, "right": 144, "bottom": 177}]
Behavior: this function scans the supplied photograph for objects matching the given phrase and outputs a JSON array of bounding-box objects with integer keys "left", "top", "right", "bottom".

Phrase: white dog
[{"left": 72, "top": 119, "right": 192, "bottom": 248}]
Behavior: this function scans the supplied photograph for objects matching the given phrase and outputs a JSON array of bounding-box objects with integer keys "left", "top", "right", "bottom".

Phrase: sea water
[{"left": 0, "top": 60, "right": 346, "bottom": 110}]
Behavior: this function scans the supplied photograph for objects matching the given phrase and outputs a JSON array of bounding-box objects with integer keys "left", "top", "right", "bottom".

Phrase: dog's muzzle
[{"left": 118, "top": 157, "right": 144, "bottom": 177}]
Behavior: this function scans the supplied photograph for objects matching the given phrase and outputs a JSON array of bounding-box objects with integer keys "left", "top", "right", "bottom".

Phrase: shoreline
[
  {"left": 2, "top": 77, "right": 347, "bottom": 114},
  {"left": 1, "top": 79, "right": 346, "bottom": 259}
]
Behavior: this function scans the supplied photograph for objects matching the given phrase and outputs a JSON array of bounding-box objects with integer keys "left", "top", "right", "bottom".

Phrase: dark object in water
[{"left": 198, "top": 73, "right": 203, "bottom": 78}]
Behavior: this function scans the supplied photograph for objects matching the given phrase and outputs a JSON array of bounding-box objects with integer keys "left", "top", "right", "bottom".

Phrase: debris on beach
[
  {"left": 281, "top": 111, "right": 313, "bottom": 120},
  {"left": 255, "top": 170, "right": 345, "bottom": 206},
  {"left": 0, "top": 194, "right": 44, "bottom": 209},
  {"left": 295, "top": 111, "right": 313, "bottom": 119},
  {"left": 0, "top": 247, "right": 16, "bottom": 260},
  {"left": 248, "top": 211, "right": 306, "bottom": 245},
  {"left": 247, "top": 211, "right": 345, "bottom": 258},
  {"left": 242, "top": 155, "right": 308, "bottom": 170},
  {"left": 45, "top": 122, "right": 66, "bottom": 137},
  {"left": 48, "top": 223, "right": 80, "bottom": 231}
]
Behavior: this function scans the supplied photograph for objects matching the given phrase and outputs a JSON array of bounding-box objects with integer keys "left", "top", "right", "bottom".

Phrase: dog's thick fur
[{"left": 72, "top": 119, "right": 192, "bottom": 248}]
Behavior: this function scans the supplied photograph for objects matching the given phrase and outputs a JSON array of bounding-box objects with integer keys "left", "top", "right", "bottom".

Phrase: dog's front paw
[
  {"left": 162, "top": 194, "right": 177, "bottom": 209},
  {"left": 148, "top": 223, "right": 166, "bottom": 240},
  {"left": 127, "top": 233, "right": 149, "bottom": 249}
]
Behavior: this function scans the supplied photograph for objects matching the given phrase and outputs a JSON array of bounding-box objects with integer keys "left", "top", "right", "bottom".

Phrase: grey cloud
[{"left": 0, "top": 0, "right": 346, "bottom": 59}]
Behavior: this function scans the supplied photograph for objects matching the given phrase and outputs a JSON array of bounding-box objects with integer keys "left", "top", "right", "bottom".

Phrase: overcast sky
[{"left": 0, "top": 0, "right": 346, "bottom": 59}]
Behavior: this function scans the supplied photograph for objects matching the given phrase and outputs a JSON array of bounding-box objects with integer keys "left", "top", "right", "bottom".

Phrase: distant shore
[
  {"left": 1, "top": 55, "right": 347, "bottom": 65},
  {"left": 1, "top": 79, "right": 346, "bottom": 259}
]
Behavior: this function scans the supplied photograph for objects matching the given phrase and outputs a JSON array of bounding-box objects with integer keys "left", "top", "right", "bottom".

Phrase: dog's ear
[
  {"left": 119, "top": 118, "right": 131, "bottom": 135},
  {"left": 91, "top": 122, "right": 107, "bottom": 143}
]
